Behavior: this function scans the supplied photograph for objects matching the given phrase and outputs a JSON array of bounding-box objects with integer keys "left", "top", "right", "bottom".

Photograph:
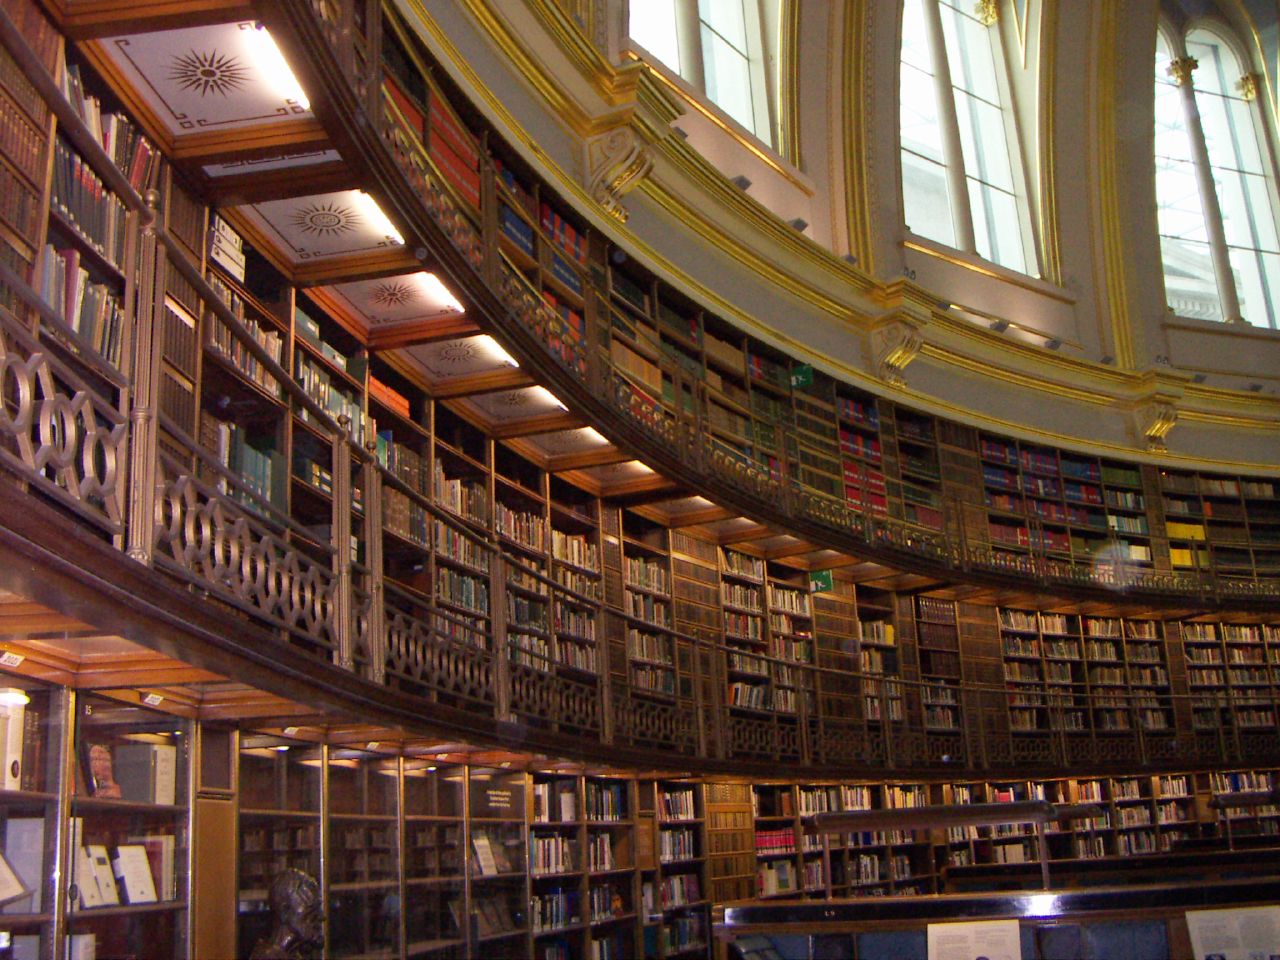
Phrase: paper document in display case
[
  {"left": 0, "top": 701, "right": 24, "bottom": 790},
  {"left": 111, "top": 844, "right": 158, "bottom": 904},
  {"left": 85, "top": 845, "right": 119, "bottom": 905},
  {"left": 1, "top": 817, "right": 42, "bottom": 913}
]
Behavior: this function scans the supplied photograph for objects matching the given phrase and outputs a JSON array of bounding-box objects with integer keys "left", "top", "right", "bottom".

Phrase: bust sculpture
[{"left": 249, "top": 869, "right": 322, "bottom": 960}]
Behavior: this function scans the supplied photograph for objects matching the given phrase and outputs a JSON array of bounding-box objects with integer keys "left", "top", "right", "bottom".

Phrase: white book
[
  {"left": 3, "top": 817, "right": 43, "bottom": 914},
  {"left": 112, "top": 845, "right": 157, "bottom": 904},
  {"left": 74, "top": 846, "right": 103, "bottom": 908},
  {"left": 558, "top": 786, "right": 576, "bottom": 822},
  {"left": 0, "top": 702, "right": 23, "bottom": 790},
  {"left": 127, "top": 834, "right": 175, "bottom": 900},
  {"left": 471, "top": 835, "right": 498, "bottom": 876},
  {"left": 86, "top": 845, "right": 118, "bottom": 905},
  {"left": 67, "top": 934, "right": 96, "bottom": 960}
]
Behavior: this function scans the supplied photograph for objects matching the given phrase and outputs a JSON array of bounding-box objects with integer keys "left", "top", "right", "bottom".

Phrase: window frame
[
  {"left": 898, "top": 0, "right": 1040, "bottom": 278},
  {"left": 628, "top": 0, "right": 780, "bottom": 149},
  {"left": 1155, "top": 15, "right": 1280, "bottom": 330}
]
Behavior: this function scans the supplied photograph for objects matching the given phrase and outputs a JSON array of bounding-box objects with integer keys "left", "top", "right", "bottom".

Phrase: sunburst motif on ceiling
[
  {"left": 500, "top": 392, "right": 529, "bottom": 407},
  {"left": 438, "top": 342, "right": 477, "bottom": 365},
  {"left": 169, "top": 49, "right": 250, "bottom": 97},
  {"left": 370, "top": 281, "right": 415, "bottom": 308},
  {"left": 290, "top": 202, "right": 359, "bottom": 237}
]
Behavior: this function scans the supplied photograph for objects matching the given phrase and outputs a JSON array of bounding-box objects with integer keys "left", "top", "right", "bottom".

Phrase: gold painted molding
[
  {"left": 1093, "top": 0, "right": 1137, "bottom": 370},
  {"left": 779, "top": 0, "right": 802, "bottom": 166},
  {"left": 842, "top": 0, "right": 876, "bottom": 273},
  {"left": 904, "top": 238, "right": 1074, "bottom": 303},
  {"left": 1038, "top": 0, "right": 1063, "bottom": 284}
]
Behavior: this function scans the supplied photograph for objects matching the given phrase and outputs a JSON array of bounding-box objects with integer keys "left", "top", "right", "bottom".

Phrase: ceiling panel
[
  {"left": 235, "top": 189, "right": 403, "bottom": 264},
  {"left": 99, "top": 22, "right": 311, "bottom": 135},
  {"left": 317, "top": 272, "right": 463, "bottom": 331},
  {"left": 516, "top": 427, "right": 611, "bottom": 458},
  {"left": 399, "top": 336, "right": 518, "bottom": 383},
  {"left": 456, "top": 386, "right": 567, "bottom": 424}
]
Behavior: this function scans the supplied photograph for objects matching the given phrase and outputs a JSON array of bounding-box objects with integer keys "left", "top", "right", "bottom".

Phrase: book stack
[
  {"left": 37, "top": 245, "right": 125, "bottom": 364},
  {"left": 50, "top": 140, "right": 128, "bottom": 267},
  {"left": 208, "top": 214, "right": 245, "bottom": 282},
  {"left": 60, "top": 65, "right": 158, "bottom": 195},
  {"left": 427, "top": 93, "right": 479, "bottom": 208}
]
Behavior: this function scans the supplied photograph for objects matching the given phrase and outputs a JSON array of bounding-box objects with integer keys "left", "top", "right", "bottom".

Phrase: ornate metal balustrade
[
  {"left": 383, "top": 581, "right": 497, "bottom": 714},
  {"left": 152, "top": 451, "right": 340, "bottom": 663},
  {"left": 0, "top": 265, "right": 127, "bottom": 540}
]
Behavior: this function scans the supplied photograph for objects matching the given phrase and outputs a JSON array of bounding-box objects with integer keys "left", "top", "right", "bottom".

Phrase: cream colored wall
[{"left": 398, "top": 0, "right": 1280, "bottom": 472}]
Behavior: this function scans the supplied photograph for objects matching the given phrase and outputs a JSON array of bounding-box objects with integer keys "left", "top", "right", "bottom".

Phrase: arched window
[
  {"left": 629, "top": 0, "right": 778, "bottom": 146},
  {"left": 1155, "top": 22, "right": 1280, "bottom": 329},
  {"left": 899, "top": 0, "right": 1035, "bottom": 276}
]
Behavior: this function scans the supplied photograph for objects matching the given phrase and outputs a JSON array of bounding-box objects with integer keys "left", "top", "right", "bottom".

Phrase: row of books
[
  {"left": 51, "top": 139, "right": 128, "bottom": 267},
  {"left": 295, "top": 353, "right": 364, "bottom": 445},
  {"left": 202, "top": 416, "right": 280, "bottom": 508},
  {"left": 60, "top": 65, "right": 160, "bottom": 195},
  {"left": 207, "top": 308, "right": 282, "bottom": 398},
  {"left": 37, "top": 244, "right": 125, "bottom": 364}
]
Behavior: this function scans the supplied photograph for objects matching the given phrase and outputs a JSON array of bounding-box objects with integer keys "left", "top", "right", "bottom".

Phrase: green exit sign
[
  {"left": 790, "top": 364, "right": 813, "bottom": 389},
  {"left": 809, "top": 569, "right": 833, "bottom": 593}
]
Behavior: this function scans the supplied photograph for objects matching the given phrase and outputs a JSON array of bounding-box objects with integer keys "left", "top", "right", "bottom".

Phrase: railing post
[
  {"left": 362, "top": 446, "right": 386, "bottom": 683},
  {"left": 881, "top": 676, "right": 895, "bottom": 768},
  {"left": 797, "top": 664, "right": 812, "bottom": 765},
  {"left": 593, "top": 588, "right": 613, "bottom": 744},
  {"left": 491, "top": 555, "right": 512, "bottom": 722},
  {"left": 363, "top": 0, "right": 382, "bottom": 125},
  {"left": 124, "top": 190, "right": 163, "bottom": 564},
  {"left": 478, "top": 152, "right": 500, "bottom": 290},
  {"left": 332, "top": 418, "right": 354, "bottom": 670}
]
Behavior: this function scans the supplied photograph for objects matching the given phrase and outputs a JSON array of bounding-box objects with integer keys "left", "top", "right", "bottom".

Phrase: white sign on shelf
[
  {"left": 1186, "top": 905, "right": 1280, "bottom": 960},
  {"left": 927, "top": 919, "right": 1020, "bottom": 960}
]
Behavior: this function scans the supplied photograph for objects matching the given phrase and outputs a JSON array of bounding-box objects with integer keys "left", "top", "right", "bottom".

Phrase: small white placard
[
  {"left": 141, "top": 694, "right": 163, "bottom": 707},
  {"left": 927, "top": 919, "right": 1020, "bottom": 960},
  {"left": 1186, "top": 905, "right": 1280, "bottom": 960},
  {"left": 0, "top": 654, "right": 23, "bottom": 669}
]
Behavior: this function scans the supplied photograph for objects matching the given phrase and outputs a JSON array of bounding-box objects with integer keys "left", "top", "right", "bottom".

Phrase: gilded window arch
[{"left": 1155, "top": 13, "right": 1280, "bottom": 329}]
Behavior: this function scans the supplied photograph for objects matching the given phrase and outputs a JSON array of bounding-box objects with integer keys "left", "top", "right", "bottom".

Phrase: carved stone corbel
[
  {"left": 1135, "top": 400, "right": 1178, "bottom": 452},
  {"left": 583, "top": 125, "right": 653, "bottom": 222},
  {"left": 872, "top": 316, "right": 926, "bottom": 386},
  {"left": 1126, "top": 370, "right": 1190, "bottom": 452}
]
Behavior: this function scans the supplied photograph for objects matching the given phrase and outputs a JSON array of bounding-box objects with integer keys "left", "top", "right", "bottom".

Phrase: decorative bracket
[
  {"left": 583, "top": 125, "right": 653, "bottom": 222},
  {"left": 866, "top": 284, "right": 931, "bottom": 386},
  {"left": 1126, "top": 370, "right": 1190, "bottom": 453},
  {"left": 869, "top": 316, "right": 926, "bottom": 386},
  {"left": 1135, "top": 400, "right": 1178, "bottom": 452}
]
